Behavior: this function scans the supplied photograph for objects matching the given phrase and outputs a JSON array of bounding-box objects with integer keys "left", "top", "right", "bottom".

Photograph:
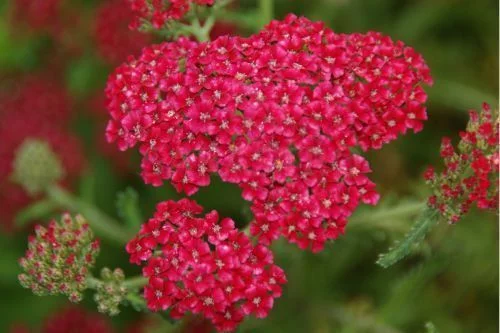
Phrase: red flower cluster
[
  {"left": 12, "top": 0, "right": 62, "bottom": 32},
  {"left": 42, "top": 306, "right": 114, "bottom": 333},
  {"left": 0, "top": 76, "right": 84, "bottom": 230},
  {"left": 106, "top": 15, "right": 431, "bottom": 251},
  {"left": 126, "top": 199, "right": 286, "bottom": 332},
  {"left": 425, "top": 103, "right": 498, "bottom": 223},
  {"left": 128, "top": 0, "right": 215, "bottom": 29},
  {"left": 94, "top": 0, "right": 152, "bottom": 65}
]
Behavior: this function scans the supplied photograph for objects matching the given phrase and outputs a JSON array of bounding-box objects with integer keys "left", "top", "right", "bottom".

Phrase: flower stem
[
  {"left": 46, "top": 185, "right": 133, "bottom": 246},
  {"left": 87, "top": 275, "right": 147, "bottom": 290},
  {"left": 123, "top": 276, "right": 148, "bottom": 289},
  {"left": 259, "top": 0, "right": 274, "bottom": 27}
]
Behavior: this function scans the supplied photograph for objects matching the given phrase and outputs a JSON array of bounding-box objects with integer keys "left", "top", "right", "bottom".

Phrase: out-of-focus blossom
[
  {"left": 42, "top": 306, "right": 114, "bottom": 333},
  {"left": 0, "top": 76, "right": 84, "bottom": 231},
  {"left": 94, "top": 0, "right": 152, "bottom": 65}
]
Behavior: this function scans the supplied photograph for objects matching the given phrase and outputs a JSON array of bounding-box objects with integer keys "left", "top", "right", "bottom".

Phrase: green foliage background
[{"left": 0, "top": 0, "right": 498, "bottom": 332}]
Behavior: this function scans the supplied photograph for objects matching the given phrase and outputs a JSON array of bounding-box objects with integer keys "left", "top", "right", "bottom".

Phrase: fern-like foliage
[
  {"left": 116, "top": 187, "right": 143, "bottom": 231},
  {"left": 377, "top": 207, "right": 440, "bottom": 268}
]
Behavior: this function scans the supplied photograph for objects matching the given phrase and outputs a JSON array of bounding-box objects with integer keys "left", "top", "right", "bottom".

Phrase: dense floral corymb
[
  {"left": 126, "top": 199, "right": 287, "bottom": 332},
  {"left": 425, "top": 103, "right": 499, "bottom": 223},
  {"left": 106, "top": 14, "right": 431, "bottom": 251},
  {"left": 128, "top": 0, "right": 215, "bottom": 30},
  {"left": 18, "top": 214, "right": 100, "bottom": 302}
]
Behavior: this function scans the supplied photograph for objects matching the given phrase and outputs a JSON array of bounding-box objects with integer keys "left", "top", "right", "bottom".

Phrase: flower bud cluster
[
  {"left": 106, "top": 14, "right": 431, "bottom": 251},
  {"left": 11, "top": 139, "right": 65, "bottom": 195},
  {"left": 93, "top": 268, "right": 128, "bottom": 316},
  {"left": 126, "top": 199, "right": 287, "bottom": 332},
  {"left": 0, "top": 75, "right": 84, "bottom": 231},
  {"left": 425, "top": 103, "right": 498, "bottom": 223},
  {"left": 18, "top": 214, "right": 100, "bottom": 302}
]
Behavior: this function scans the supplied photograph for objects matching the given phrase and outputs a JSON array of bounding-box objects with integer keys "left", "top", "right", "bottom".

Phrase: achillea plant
[
  {"left": 126, "top": 198, "right": 286, "bottom": 331},
  {"left": 128, "top": 0, "right": 216, "bottom": 30},
  {"left": 105, "top": 14, "right": 431, "bottom": 252},
  {"left": 94, "top": 0, "right": 152, "bottom": 65},
  {"left": 41, "top": 306, "right": 114, "bottom": 333},
  {"left": 0, "top": 77, "right": 84, "bottom": 231},
  {"left": 425, "top": 103, "right": 499, "bottom": 223},
  {"left": 14, "top": 0, "right": 498, "bottom": 331},
  {"left": 18, "top": 214, "right": 100, "bottom": 302}
]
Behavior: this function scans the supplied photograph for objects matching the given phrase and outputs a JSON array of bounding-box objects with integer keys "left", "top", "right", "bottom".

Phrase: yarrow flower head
[
  {"left": 41, "top": 306, "right": 114, "bottom": 333},
  {"left": 106, "top": 15, "right": 432, "bottom": 252},
  {"left": 92, "top": 268, "right": 128, "bottom": 316},
  {"left": 128, "top": 0, "right": 216, "bottom": 30},
  {"left": 11, "top": 139, "right": 65, "bottom": 195},
  {"left": 0, "top": 76, "right": 84, "bottom": 230},
  {"left": 94, "top": 0, "right": 152, "bottom": 65},
  {"left": 425, "top": 103, "right": 499, "bottom": 223},
  {"left": 18, "top": 214, "right": 100, "bottom": 302},
  {"left": 126, "top": 199, "right": 287, "bottom": 332}
]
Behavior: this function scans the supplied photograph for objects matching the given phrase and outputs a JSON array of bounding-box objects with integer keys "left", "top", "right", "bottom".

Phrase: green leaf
[
  {"left": 15, "top": 199, "right": 58, "bottom": 228},
  {"left": 125, "top": 292, "right": 148, "bottom": 312},
  {"left": 429, "top": 79, "right": 498, "bottom": 111},
  {"left": 425, "top": 322, "right": 439, "bottom": 333},
  {"left": 116, "top": 187, "right": 143, "bottom": 231},
  {"left": 377, "top": 207, "right": 440, "bottom": 268}
]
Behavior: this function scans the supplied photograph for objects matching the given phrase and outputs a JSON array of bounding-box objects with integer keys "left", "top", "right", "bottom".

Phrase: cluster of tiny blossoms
[
  {"left": 126, "top": 199, "right": 287, "bottom": 332},
  {"left": 94, "top": 0, "right": 152, "bottom": 65},
  {"left": 18, "top": 214, "right": 100, "bottom": 302},
  {"left": 128, "top": 0, "right": 215, "bottom": 30},
  {"left": 106, "top": 14, "right": 432, "bottom": 251},
  {"left": 425, "top": 103, "right": 499, "bottom": 223}
]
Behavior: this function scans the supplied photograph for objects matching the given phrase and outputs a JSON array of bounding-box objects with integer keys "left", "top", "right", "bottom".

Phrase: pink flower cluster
[
  {"left": 126, "top": 199, "right": 286, "bottom": 332},
  {"left": 128, "top": 0, "right": 215, "bottom": 30},
  {"left": 106, "top": 14, "right": 432, "bottom": 251},
  {"left": 425, "top": 103, "right": 498, "bottom": 223},
  {"left": 94, "top": 0, "right": 152, "bottom": 65}
]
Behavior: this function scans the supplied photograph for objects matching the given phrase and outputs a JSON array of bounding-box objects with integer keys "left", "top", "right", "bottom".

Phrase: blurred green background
[{"left": 0, "top": 0, "right": 498, "bottom": 332}]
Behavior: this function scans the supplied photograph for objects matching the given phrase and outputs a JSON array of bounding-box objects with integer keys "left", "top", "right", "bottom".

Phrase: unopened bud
[{"left": 11, "top": 138, "right": 64, "bottom": 195}]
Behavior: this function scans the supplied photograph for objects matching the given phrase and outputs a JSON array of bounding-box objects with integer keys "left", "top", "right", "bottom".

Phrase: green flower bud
[{"left": 11, "top": 138, "right": 65, "bottom": 195}]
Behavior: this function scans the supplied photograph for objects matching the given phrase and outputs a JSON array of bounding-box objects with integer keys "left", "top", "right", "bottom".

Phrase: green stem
[
  {"left": 46, "top": 185, "right": 133, "bottom": 246},
  {"left": 187, "top": 15, "right": 215, "bottom": 42},
  {"left": 259, "top": 0, "right": 274, "bottom": 27},
  {"left": 86, "top": 276, "right": 102, "bottom": 290},
  {"left": 87, "top": 275, "right": 147, "bottom": 290},
  {"left": 123, "top": 276, "right": 148, "bottom": 289}
]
